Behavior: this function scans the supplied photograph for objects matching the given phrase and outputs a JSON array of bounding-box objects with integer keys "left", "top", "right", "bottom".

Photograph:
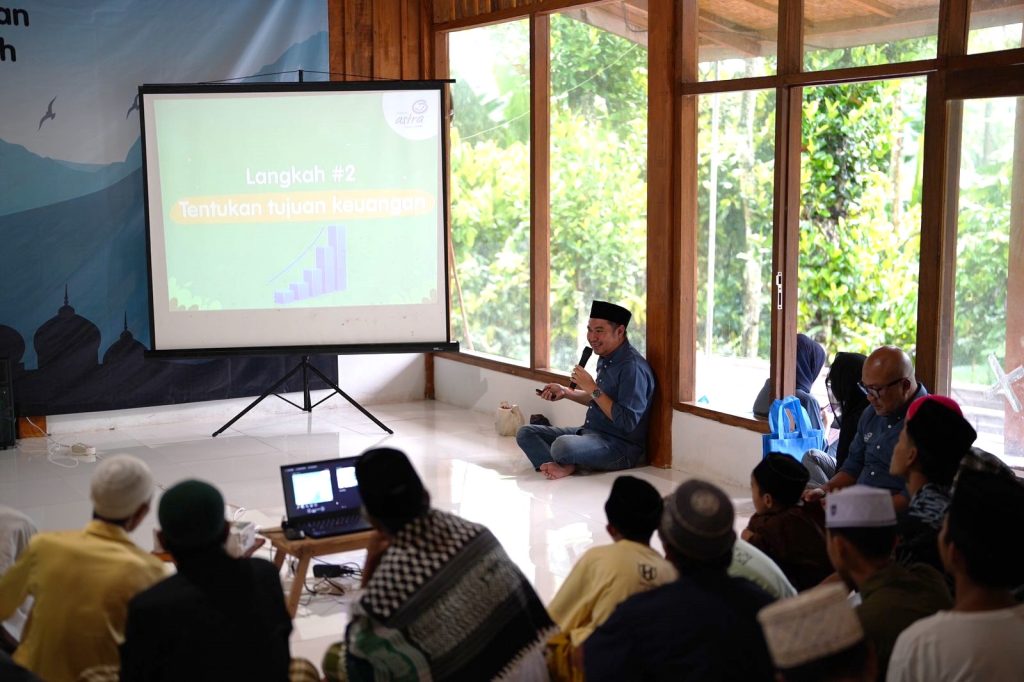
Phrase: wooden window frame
[{"left": 434, "top": 0, "right": 1024, "bottom": 444}]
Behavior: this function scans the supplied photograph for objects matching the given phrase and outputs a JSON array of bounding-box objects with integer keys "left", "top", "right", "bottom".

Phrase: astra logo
[{"left": 412, "top": 99, "right": 428, "bottom": 114}]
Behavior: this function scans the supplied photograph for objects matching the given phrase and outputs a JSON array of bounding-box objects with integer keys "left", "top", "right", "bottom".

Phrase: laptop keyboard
[{"left": 297, "top": 511, "right": 367, "bottom": 538}]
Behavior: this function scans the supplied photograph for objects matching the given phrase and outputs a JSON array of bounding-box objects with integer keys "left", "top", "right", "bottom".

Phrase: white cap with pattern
[
  {"left": 90, "top": 454, "right": 154, "bottom": 520},
  {"left": 825, "top": 484, "right": 896, "bottom": 528},
  {"left": 757, "top": 583, "right": 864, "bottom": 669}
]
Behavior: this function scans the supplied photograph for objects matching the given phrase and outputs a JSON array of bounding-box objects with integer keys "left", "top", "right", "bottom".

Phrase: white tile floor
[{"left": 0, "top": 400, "right": 755, "bottom": 671}]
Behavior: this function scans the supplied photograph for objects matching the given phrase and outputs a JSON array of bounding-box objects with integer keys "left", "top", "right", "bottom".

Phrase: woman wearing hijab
[
  {"left": 752, "top": 334, "right": 827, "bottom": 431},
  {"left": 825, "top": 352, "right": 869, "bottom": 469}
]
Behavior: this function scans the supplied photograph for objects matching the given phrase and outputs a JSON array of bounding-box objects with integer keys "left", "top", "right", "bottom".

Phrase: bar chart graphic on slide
[{"left": 274, "top": 225, "right": 348, "bottom": 304}]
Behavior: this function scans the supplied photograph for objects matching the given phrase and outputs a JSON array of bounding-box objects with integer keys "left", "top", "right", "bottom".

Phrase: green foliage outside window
[{"left": 450, "top": 24, "right": 1010, "bottom": 380}]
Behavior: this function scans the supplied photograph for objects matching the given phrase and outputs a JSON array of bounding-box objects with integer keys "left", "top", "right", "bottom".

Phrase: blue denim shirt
[
  {"left": 839, "top": 384, "right": 927, "bottom": 493},
  {"left": 582, "top": 340, "right": 655, "bottom": 449}
]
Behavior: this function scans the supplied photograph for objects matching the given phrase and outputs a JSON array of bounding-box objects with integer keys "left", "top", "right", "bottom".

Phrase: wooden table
[{"left": 261, "top": 528, "right": 374, "bottom": 616}]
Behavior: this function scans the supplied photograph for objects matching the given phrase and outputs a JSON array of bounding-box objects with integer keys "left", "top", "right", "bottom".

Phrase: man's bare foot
[{"left": 541, "top": 462, "right": 576, "bottom": 479}]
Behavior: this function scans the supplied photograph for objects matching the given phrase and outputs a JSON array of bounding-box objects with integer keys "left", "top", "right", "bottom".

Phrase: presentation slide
[
  {"left": 292, "top": 469, "right": 333, "bottom": 508},
  {"left": 141, "top": 83, "right": 451, "bottom": 352},
  {"left": 335, "top": 465, "right": 358, "bottom": 490}
]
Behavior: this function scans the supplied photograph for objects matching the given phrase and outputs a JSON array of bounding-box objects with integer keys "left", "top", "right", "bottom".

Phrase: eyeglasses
[{"left": 857, "top": 377, "right": 905, "bottom": 399}]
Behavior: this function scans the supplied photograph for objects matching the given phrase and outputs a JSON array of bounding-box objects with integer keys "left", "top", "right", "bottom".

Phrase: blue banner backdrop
[{"left": 0, "top": 1, "right": 336, "bottom": 416}]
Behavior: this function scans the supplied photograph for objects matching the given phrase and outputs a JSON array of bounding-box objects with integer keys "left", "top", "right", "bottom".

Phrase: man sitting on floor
[
  {"left": 888, "top": 395, "right": 975, "bottom": 572},
  {"left": 517, "top": 300, "right": 655, "bottom": 479},
  {"left": 887, "top": 463, "right": 1024, "bottom": 682},
  {"left": 582, "top": 479, "right": 775, "bottom": 681},
  {"left": 546, "top": 475, "right": 675, "bottom": 681},
  {"left": 0, "top": 455, "right": 166, "bottom": 682},
  {"left": 825, "top": 486, "right": 951, "bottom": 680},
  {"left": 324, "top": 447, "right": 555, "bottom": 682},
  {"left": 805, "top": 346, "right": 927, "bottom": 513},
  {"left": 120, "top": 479, "right": 293, "bottom": 681}
]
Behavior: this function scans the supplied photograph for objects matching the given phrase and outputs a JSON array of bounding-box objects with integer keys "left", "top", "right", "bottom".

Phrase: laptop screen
[{"left": 281, "top": 456, "right": 363, "bottom": 523}]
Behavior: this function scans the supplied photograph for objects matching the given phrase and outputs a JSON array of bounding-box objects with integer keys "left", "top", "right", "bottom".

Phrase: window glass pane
[
  {"left": 695, "top": 89, "right": 776, "bottom": 413},
  {"left": 804, "top": 2, "right": 938, "bottom": 70},
  {"left": 968, "top": 1, "right": 1024, "bottom": 53},
  {"left": 449, "top": 21, "right": 531, "bottom": 365},
  {"left": 549, "top": 7, "right": 648, "bottom": 372},
  {"left": 950, "top": 96, "right": 1024, "bottom": 465},
  {"left": 697, "top": 0, "right": 777, "bottom": 81},
  {"left": 799, "top": 78, "right": 925, "bottom": 364}
]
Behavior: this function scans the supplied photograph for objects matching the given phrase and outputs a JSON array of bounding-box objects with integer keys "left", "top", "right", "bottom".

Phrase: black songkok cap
[
  {"left": 605, "top": 475, "right": 664, "bottom": 539},
  {"left": 753, "top": 453, "right": 810, "bottom": 506},
  {"left": 590, "top": 300, "right": 632, "bottom": 327},
  {"left": 356, "top": 447, "right": 429, "bottom": 525}
]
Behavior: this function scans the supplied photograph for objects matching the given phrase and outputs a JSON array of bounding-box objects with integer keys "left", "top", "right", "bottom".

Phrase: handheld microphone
[{"left": 568, "top": 347, "right": 593, "bottom": 389}]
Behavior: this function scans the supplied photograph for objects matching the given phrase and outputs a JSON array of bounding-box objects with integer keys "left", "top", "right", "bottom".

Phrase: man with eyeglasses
[{"left": 804, "top": 346, "right": 926, "bottom": 513}]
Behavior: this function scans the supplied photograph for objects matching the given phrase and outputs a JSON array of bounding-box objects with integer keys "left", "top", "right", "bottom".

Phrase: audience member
[
  {"left": 120, "top": 479, "right": 293, "bottom": 681},
  {"left": 886, "top": 466, "right": 1024, "bottom": 681},
  {"left": 753, "top": 334, "right": 828, "bottom": 431},
  {"left": 730, "top": 537, "right": 798, "bottom": 600},
  {"left": 825, "top": 486, "right": 951, "bottom": 680},
  {"left": 582, "top": 479, "right": 774, "bottom": 681},
  {"left": 0, "top": 455, "right": 165, "bottom": 682},
  {"left": 805, "top": 346, "right": 926, "bottom": 512},
  {"left": 825, "top": 352, "right": 870, "bottom": 469},
  {"left": 517, "top": 300, "right": 655, "bottom": 479},
  {"left": 888, "top": 396, "right": 975, "bottom": 572},
  {"left": 546, "top": 476, "right": 674, "bottom": 681},
  {"left": 324, "top": 447, "right": 554, "bottom": 682},
  {"left": 743, "top": 453, "right": 831, "bottom": 590},
  {"left": 759, "top": 583, "right": 876, "bottom": 682},
  {"left": 0, "top": 506, "right": 36, "bottom": 653}
]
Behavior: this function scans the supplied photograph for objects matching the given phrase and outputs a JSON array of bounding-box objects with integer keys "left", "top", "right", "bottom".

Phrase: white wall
[
  {"left": 434, "top": 357, "right": 762, "bottom": 486},
  {"left": 46, "top": 354, "right": 425, "bottom": 434}
]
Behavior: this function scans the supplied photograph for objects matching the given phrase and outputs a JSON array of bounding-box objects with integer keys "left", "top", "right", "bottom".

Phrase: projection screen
[{"left": 139, "top": 81, "right": 454, "bottom": 355}]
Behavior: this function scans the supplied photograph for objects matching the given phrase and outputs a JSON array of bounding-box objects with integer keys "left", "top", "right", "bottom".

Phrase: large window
[
  {"left": 799, "top": 77, "right": 926, "bottom": 363},
  {"left": 548, "top": 8, "right": 648, "bottom": 371},
  {"left": 439, "top": 0, "right": 1024, "bottom": 468},
  {"left": 949, "top": 95, "right": 1024, "bottom": 465},
  {"left": 695, "top": 89, "right": 775, "bottom": 412},
  {"left": 449, "top": 21, "right": 531, "bottom": 365}
]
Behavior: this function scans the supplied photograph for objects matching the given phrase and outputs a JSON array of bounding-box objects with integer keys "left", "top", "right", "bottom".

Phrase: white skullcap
[
  {"left": 825, "top": 485, "right": 896, "bottom": 528},
  {"left": 90, "top": 455, "right": 154, "bottom": 520},
  {"left": 757, "top": 583, "right": 864, "bottom": 669}
]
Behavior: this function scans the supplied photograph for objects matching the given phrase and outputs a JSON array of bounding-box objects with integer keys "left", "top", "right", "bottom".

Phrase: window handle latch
[{"left": 775, "top": 272, "right": 783, "bottom": 310}]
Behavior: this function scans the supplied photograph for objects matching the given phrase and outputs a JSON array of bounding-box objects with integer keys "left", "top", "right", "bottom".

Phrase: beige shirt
[
  {"left": 0, "top": 520, "right": 166, "bottom": 682},
  {"left": 548, "top": 539, "right": 676, "bottom": 646}
]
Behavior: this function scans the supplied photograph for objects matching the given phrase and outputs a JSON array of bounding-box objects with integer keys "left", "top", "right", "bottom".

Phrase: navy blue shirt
[
  {"left": 839, "top": 384, "right": 927, "bottom": 493},
  {"left": 583, "top": 340, "right": 655, "bottom": 449},
  {"left": 583, "top": 570, "right": 775, "bottom": 682}
]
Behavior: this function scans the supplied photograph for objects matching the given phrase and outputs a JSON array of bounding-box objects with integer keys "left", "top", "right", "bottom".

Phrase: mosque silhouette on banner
[{"left": 0, "top": 287, "right": 336, "bottom": 416}]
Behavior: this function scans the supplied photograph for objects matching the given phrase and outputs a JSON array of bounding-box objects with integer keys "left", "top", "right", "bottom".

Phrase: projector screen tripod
[{"left": 211, "top": 355, "right": 392, "bottom": 437}]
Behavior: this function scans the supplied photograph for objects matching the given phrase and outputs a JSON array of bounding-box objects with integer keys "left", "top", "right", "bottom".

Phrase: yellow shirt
[
  {"left": 0, "top": 520, "right": 166, "bottom": 682},
  {"left": 547, "top": 539, "right": 676, "bottom": 646}
]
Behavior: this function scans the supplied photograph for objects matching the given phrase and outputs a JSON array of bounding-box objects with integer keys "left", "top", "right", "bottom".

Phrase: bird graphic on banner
[{"left": 38, "top": 96, "right": 57, "bottom": 130}]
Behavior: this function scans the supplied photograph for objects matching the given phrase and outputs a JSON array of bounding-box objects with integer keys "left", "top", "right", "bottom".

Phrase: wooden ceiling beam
[
  {"left": 698, "top": 18, "right": 763, "bottom": 55},
  {"left": 845, "top": 0, "right": 897, "bottom": 18}
]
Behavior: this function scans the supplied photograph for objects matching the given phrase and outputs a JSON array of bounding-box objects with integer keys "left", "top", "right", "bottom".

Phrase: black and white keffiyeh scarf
[{"left": 347, "top": 509, "right": 555, "bottom": 681}]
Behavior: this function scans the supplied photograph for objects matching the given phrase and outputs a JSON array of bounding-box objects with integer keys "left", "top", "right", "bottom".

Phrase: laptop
[{"left": 280, "top": 456, "right": 373, "bottom": 538}]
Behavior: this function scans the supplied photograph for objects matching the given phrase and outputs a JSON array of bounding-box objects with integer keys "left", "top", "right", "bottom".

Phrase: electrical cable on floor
[{"left": 21, "top": 417, "right": 254, "bottom": 524}]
